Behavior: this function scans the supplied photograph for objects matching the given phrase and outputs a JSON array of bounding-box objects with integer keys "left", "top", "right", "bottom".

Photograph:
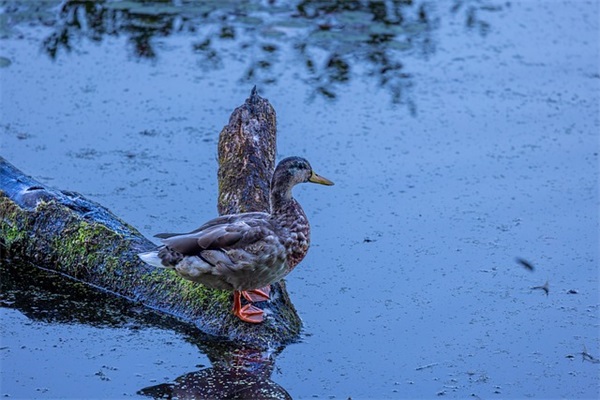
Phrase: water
[{"left": 1, "top": 1, "right": 598, "bottom": 398}]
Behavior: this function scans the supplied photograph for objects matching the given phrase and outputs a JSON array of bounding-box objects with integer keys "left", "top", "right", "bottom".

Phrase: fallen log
[{"left": 0, "top": 88, "right": 302, "bottom": 348}]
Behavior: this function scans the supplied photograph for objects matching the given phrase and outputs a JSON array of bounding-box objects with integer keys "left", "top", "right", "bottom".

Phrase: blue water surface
[{"left": 1, "top": 1, "right": 598, "bottom": 398}]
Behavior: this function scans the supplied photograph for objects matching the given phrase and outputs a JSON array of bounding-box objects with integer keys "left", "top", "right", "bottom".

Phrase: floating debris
[
  {"left": 581, "top": 345, "right": 600, "bottom": 364},
  {"left": 531, "top": 280, "right": 549, "bottom": 296},
  {"left": 415, "top": 362, "right": 439, "bottom": 371},
  {"left": 516, "top": 257, "right": 535, "bottom": 272},
  {"left": 567, "top": 289, "right": 578, "bottom": 294}
]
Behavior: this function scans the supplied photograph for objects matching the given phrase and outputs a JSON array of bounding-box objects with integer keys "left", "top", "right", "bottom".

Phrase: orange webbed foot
[
  {"left": 233, "top": 290, "right": 265, "bottom": 324},
  {"left": 236, "top": 304, "right": 264, "bottom": 324},
  {"left": 241, "top": 285, "right": 271, "bottom": 303}
]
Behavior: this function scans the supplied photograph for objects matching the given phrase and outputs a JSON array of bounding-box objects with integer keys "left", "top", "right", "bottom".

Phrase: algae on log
[{"left": 0, "top": 90, "right": 302, "bottom": 348}]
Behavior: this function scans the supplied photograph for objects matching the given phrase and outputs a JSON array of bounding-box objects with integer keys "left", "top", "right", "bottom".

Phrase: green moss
[
  {"left": 0, "top": 195, "right": 29, "bottom": 252},
  {"left": 1, "top": 221, "right": 26, "bottom": 248},
  {"left": 52, "top": 218, "right": 113, "bottom": 276},
  {"left": 139, "top": 267, "right": 230, "bottom": 312},
  {"left": 103, "top": 254, "right": 123, "bottom": 275}
]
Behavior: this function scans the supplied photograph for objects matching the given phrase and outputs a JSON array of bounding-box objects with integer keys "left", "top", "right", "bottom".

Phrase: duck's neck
[
  {"left": 271, "top": 188, "right": 307, "bottom": 226},
  {"left": 271, "top": 186, "right": 293, "bottom": 216},
  {"left": 271, "top": 186, "right": 311, "bottom": 269}
]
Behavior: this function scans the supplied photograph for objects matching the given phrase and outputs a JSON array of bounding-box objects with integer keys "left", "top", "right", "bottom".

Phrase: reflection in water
[
  {"left": 139, "top": 367, "right": 290, "bottom": 399},
  {"left": 138, "top": 346, "right": 291, "bottom": 399},
  {"left": 3, "top": 0, "right": 501, "bottom": 108},
  {"left": 0, "top": 261, "right": 291, "bottom": 398}
]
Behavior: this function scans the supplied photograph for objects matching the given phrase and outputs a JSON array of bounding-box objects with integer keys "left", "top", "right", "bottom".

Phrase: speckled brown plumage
[{"left": 138, "top": 157, "right": 333, "bottom": 323}]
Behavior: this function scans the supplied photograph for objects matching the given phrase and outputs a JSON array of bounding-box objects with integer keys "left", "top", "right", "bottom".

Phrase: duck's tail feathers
[{"left": 138, "top": 251, "right": 165, "bottom": 269}]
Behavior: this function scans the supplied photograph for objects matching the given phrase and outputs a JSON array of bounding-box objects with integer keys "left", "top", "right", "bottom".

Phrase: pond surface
[{"left": 1, "top": 0, "right": 599, "bottom": 398}]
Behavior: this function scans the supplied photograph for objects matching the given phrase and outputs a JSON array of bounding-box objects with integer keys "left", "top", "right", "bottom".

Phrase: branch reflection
[{"left": 3, "top": 0, "right": 502, "bottom": 108}]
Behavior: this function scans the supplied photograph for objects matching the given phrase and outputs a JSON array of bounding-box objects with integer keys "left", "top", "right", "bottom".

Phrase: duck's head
[{"left": 271, "top": 156, "right": 333, "bottom": 199}]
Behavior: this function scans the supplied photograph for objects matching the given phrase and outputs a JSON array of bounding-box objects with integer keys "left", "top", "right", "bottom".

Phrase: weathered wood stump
[
  {"left": 218, "top": 86, "right": 277, "bottom": 215},
  {"left": 0, "top": 88, "right": 302, "bottom": 348}
]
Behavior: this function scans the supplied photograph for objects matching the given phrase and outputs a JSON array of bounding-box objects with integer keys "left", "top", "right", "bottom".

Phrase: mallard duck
[{"left": 138, "top": 156, "right": 333, "bottom": 323}]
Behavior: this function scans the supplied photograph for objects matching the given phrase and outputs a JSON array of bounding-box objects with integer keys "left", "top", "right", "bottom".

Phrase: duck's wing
[
  {"left": 158, "top": 212, "right": 273, "bottom": 255},
  {"left": 154, "top": 212, "right": 267, "bottom": 239}
]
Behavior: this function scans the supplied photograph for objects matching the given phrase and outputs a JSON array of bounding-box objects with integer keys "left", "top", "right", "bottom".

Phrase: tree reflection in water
[{"left": 4, "top": 0, "right": 501, "bottom": 109}]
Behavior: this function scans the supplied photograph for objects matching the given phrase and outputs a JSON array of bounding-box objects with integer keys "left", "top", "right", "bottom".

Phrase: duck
[{"left": 138, "top": 156, "right": 333, "bottom": 323}]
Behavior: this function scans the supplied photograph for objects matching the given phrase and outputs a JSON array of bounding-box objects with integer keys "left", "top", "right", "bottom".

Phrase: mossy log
[{"left": 0, "top": 89, "right": 302, "bottom": 348}]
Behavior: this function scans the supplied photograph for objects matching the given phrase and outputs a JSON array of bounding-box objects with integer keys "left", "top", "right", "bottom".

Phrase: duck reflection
[
  {"left": 0, "top": 261, "right": 292, "bottom": 399},
  {"left": 138, "top": 345, "right": 291, "bottom": 399}
]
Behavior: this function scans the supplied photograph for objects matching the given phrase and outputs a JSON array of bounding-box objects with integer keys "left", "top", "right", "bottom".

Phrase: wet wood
[
  {"left": 0, "top": 88, "right": 301, "bottom": 348},
  {"left": 217, "top": 86, "right": 277, "bottom": 215}
]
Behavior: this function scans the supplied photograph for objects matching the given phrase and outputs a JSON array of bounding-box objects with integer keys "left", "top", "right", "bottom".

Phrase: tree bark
[
  {"left": 0, "top": 88, "right": 301, "bottom": 348},
  {"left": 217, "top": 86, "right": 277, "bottom": 215}
]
